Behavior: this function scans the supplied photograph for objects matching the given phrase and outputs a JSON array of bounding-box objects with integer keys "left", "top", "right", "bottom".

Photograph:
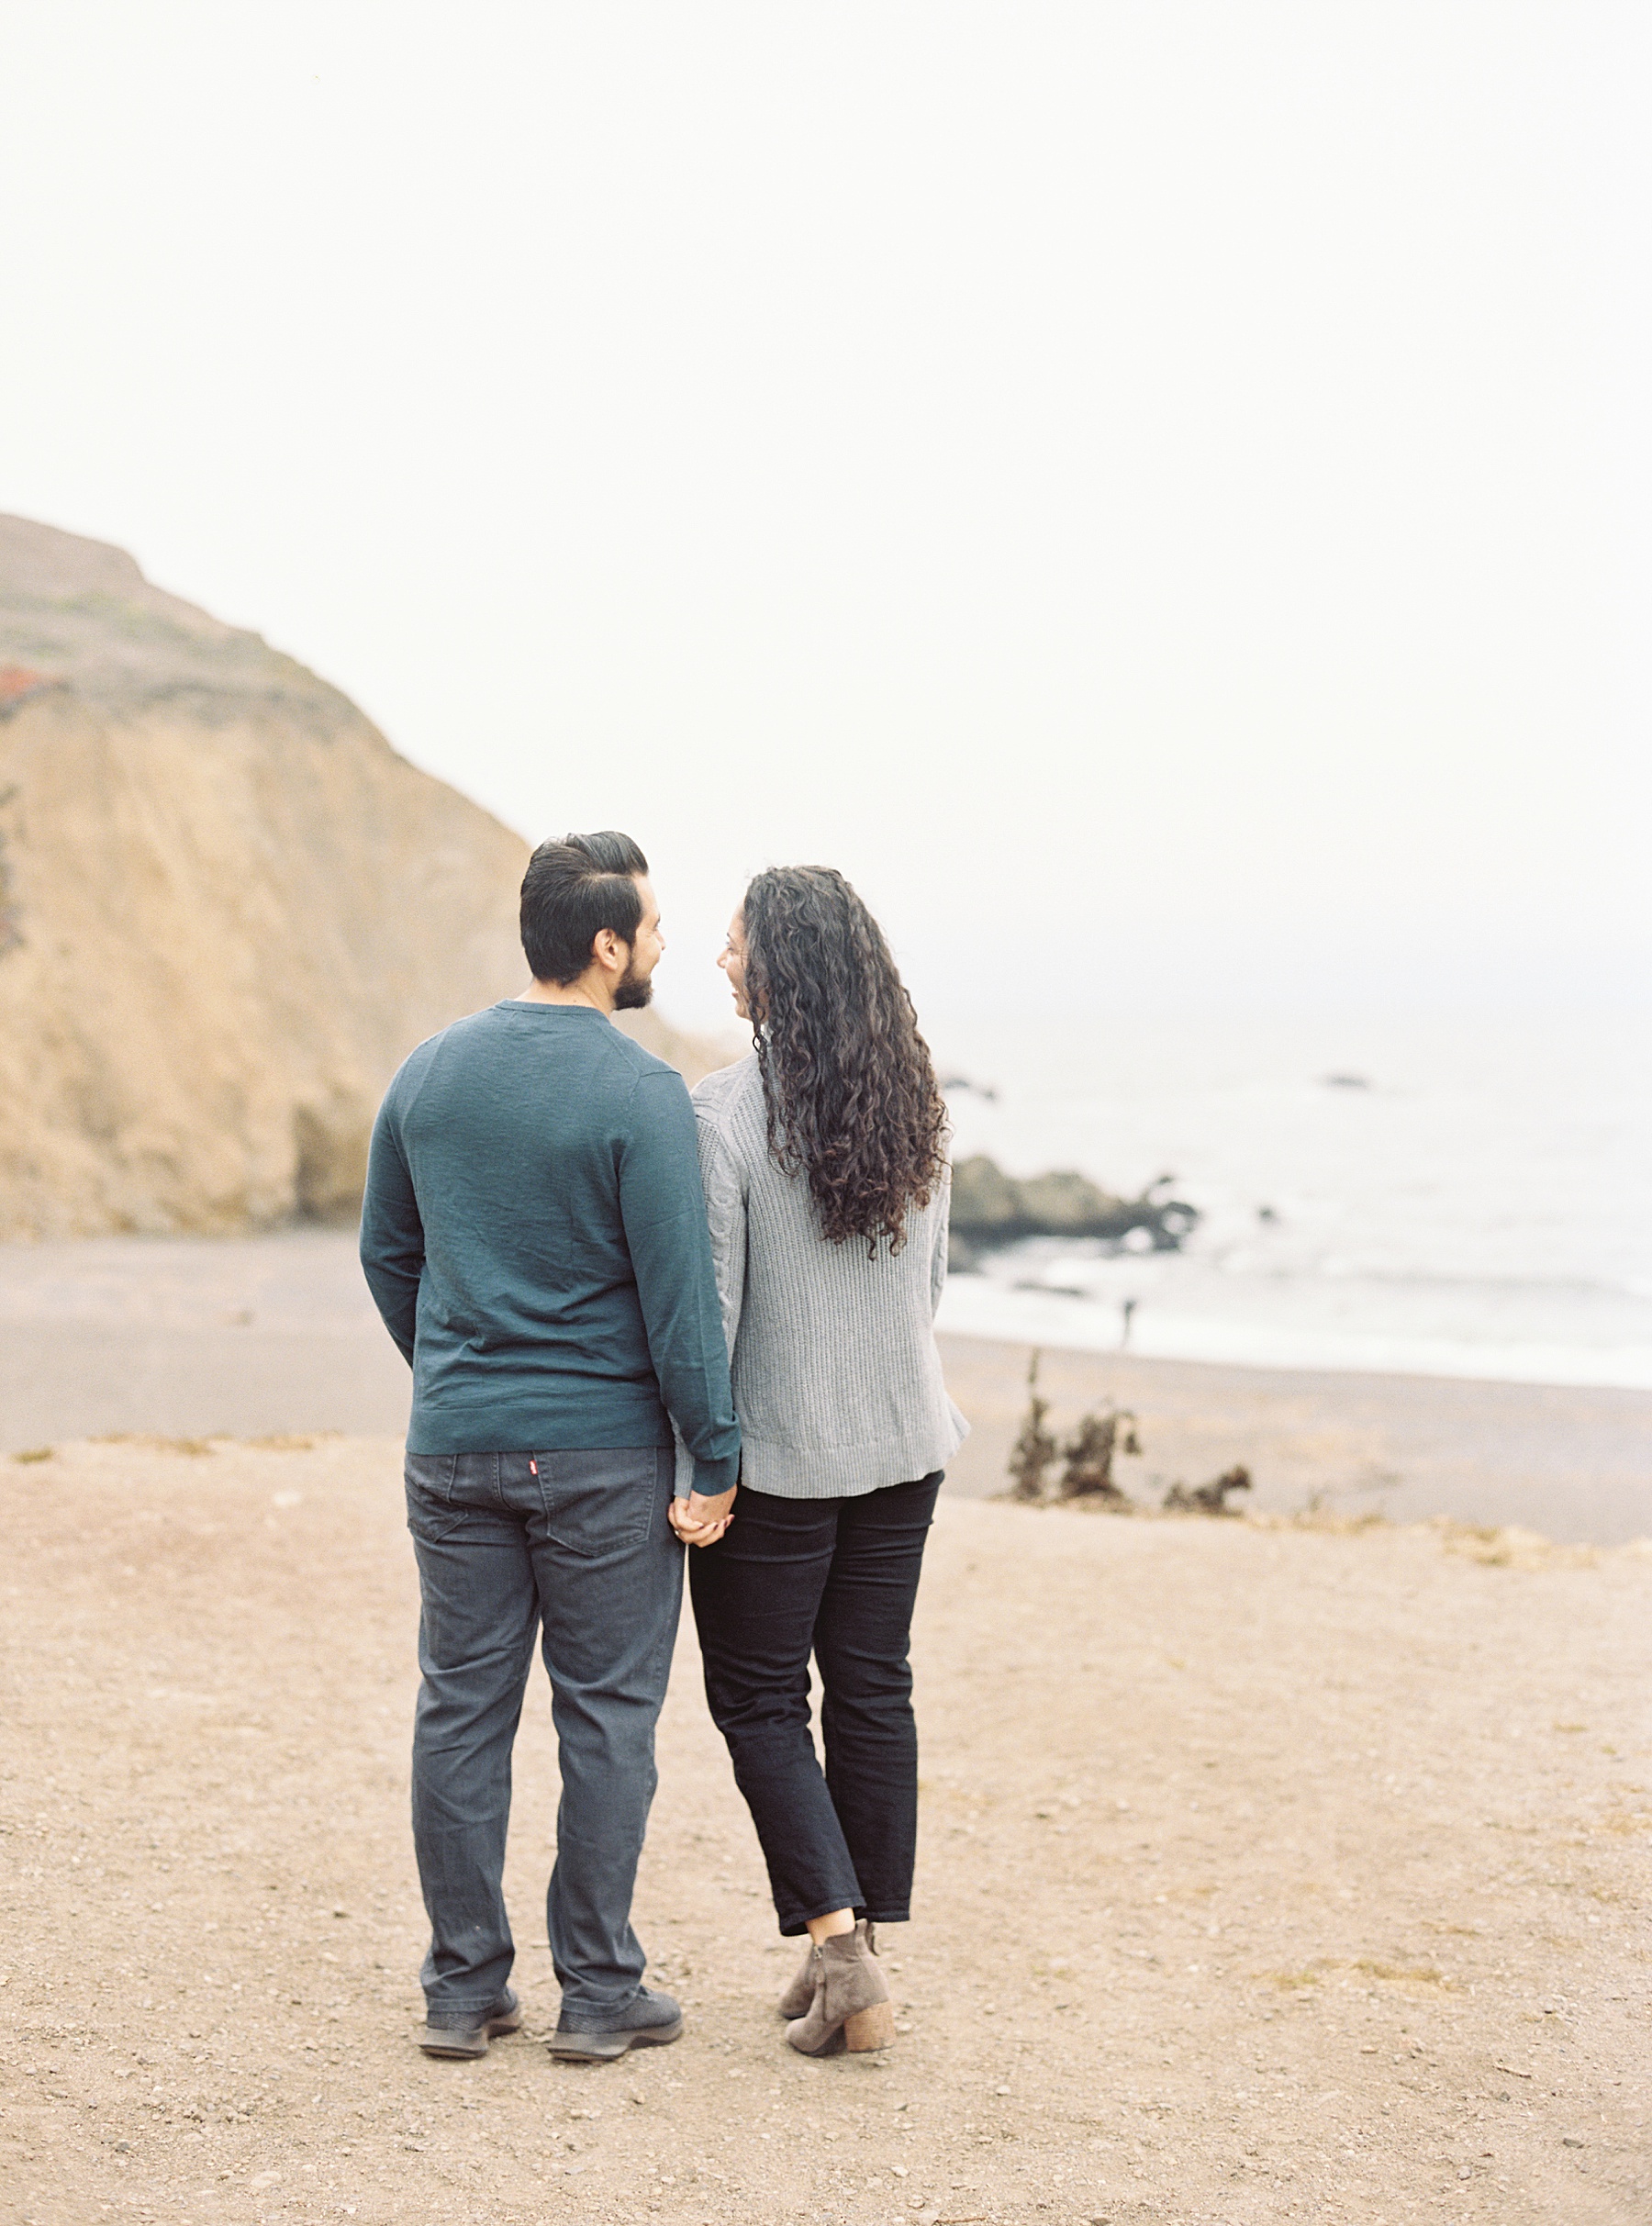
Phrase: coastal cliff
[{"left": 0, "top": 515, "right": 725, "bottom": 1237}]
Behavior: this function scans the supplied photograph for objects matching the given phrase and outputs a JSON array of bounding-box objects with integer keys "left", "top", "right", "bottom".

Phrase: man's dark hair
[{"left": 519, "top": 831, "right": 650, "bottom": 986}]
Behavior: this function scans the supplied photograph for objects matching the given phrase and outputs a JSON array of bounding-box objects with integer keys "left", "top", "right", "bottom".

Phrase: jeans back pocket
[
  {"left": 404, "top": 1452, "right": 463, "bottom": 1542},
  {"left": 537, "top": 1448, "right": 664, "bottom": 1561}
]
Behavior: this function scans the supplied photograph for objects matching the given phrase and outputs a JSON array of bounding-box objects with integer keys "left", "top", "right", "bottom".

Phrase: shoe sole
[
  {"left": 547, "top": 2016, "right": 685, "bottom": 2063},
  {"left": 417, "top": 2011, "right": 523, "bottom": 2060}
]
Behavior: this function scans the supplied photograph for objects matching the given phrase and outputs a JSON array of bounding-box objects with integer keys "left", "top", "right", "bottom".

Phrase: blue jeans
[{"left": 404, "top": 1447, "right": 681, "bottom": 2029}]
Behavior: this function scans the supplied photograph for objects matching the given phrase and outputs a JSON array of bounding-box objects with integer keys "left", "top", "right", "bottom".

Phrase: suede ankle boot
[
  {"left": 777, "top": 1920, "right": 876, "bottom": 2019},
  {"left": 785, "top": 1921, "right": 894, "bottom": 2055}
]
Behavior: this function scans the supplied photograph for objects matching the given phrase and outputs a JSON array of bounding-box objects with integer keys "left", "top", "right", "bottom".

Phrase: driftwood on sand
[
  {"left": 1056, "top": 1406, "right": 1142, "bottom": 1505},
  {"left": 1163, "top": 1464, "right": 1254, "bottom": 1516},
  {"left": 1005, "top": 1349, "right": 1250, "bottom": 1517},
  {"left": 1007, "top": 1351, "right": 1060, "bottom": 1502}
]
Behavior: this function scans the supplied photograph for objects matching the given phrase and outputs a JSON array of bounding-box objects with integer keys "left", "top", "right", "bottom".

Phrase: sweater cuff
[{"left": 687, "top": 1450, "right": 740, "bottom": 1499}]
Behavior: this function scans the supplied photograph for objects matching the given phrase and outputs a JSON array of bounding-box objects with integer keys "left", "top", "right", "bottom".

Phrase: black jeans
[{"left": 687, "top": 1471, "right": 942, "bottom": 1936}]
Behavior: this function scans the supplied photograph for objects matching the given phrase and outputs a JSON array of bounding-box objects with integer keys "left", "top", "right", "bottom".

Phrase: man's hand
[{"left": 668, "top": 1485, "right": 736, "bottom": 1549}]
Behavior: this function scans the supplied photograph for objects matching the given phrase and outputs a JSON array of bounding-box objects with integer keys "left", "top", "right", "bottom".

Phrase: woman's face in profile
[{"left": 718, "top": 912, "right": 751, "bottom": 1020}]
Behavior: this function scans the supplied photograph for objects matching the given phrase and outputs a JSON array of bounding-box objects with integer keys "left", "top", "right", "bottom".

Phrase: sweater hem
[
  {"left": 733, "top": 1422, "right": 968, "bottom": 1500},
  {"left": 406, "top": 1413, "right": 677, "bottom": 1458}
]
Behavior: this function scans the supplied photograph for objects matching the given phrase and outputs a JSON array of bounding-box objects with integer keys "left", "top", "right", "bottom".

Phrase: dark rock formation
[{"left": 948, "top": 1153, "right": 1199, "bottom": 1267}]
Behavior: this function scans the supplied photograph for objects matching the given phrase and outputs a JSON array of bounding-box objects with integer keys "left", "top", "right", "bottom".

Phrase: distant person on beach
[
  {"left": 671, "top": 867, "right": 967, "bottom": 2055},
  {"left": 359, "top": 832, "right": 739, "bottom": 2064}
]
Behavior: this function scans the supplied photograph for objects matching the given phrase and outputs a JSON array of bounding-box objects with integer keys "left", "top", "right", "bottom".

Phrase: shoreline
[{"left": 934, "top": 1270, "right": 1652, "bottom": 1393}]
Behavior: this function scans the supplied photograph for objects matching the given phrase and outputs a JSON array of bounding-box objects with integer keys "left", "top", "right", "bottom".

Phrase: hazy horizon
[{"left": 4, "top": 4, "right": 1647, "bottom": 1034}]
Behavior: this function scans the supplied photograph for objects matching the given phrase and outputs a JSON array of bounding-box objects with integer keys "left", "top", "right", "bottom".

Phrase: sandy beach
[
  {"left": 4, "top": 1429, "right": 1649, "bottom": 2226},
  {"left": 934, "top": 1338, "right": 1652, "bottom": 1545},
  {"left": 4, "top": 1235, "right": 1650, "bottom": 1547},
  {"left": 7, "top": 32, "right": 1649, "bottom": 2226}
]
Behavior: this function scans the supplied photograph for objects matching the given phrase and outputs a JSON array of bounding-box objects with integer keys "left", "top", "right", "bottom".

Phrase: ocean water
[{"left": 928, "top": 1010, "right": 1652, "bottom": 1390}]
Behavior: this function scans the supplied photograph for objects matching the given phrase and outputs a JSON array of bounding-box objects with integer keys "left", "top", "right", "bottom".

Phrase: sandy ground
[
  {"left": 0, "top": 1237, "right": 411, "bottom": 1450},
  {"left": 6, "top": 1236, "right": 1652, "bottom": 1545},
  {"left": 935, "top": 1340, "right": 1652, "bottom": 1545},
  {"left": 3, "top": 1432, "right": 1650, "bottom": 2226}
]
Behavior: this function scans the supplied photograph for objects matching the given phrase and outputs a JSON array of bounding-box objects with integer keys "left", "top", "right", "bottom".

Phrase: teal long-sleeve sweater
[{"left": 359, "top": 1001, "right": 741, "bottom": 1494}]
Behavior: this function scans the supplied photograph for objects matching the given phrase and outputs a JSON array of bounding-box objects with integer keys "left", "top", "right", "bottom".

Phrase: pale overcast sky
[{"left": 3, "top": 4, "right": 1646, "bottom": 1030}]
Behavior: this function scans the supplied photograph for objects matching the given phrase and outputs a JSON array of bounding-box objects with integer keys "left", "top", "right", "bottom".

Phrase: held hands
[{"left": 668, "top": 1485, "right": 736, "bottom": 1549}]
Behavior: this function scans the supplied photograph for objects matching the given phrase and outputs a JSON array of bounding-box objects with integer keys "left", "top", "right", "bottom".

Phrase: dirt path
[{"left": 3, "top": 1435, "right": 1649, "bottom": 2226}]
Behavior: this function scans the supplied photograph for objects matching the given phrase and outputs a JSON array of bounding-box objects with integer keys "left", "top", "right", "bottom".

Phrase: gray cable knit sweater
[{"left": 685, "top": 1053, "right": 968, "bottom": 1498}]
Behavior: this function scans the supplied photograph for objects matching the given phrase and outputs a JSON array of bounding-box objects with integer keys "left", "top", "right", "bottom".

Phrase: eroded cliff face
[{"left": 0, "top": 516, "right": 726, "bottom": 1237}]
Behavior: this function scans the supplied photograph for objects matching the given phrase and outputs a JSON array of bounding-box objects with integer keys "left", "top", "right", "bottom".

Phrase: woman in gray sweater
[{"left": 668, "top": 867, "right": 967, "bottom": 2055}]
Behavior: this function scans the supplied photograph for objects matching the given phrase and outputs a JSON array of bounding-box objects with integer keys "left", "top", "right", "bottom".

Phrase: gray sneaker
[
  {"left": 417, "top": 1987, "right": 523, "bottom": 2059},
  {"left": 548, "top": 1986, "right": 684, "bottom": 2063}
]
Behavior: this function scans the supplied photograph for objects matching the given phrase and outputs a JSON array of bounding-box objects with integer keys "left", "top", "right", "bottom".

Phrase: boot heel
[
  {"left": 843, "top": 2000, "right": 895, "bottom": 2052},
  {"left": 785, "top": 1921, "right": 896, "bottom": 2057}
]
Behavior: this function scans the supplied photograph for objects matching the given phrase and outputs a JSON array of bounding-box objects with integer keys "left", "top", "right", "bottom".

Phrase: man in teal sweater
[{"left": 361, "top": 831, "right": 739, "bottom": 2063}]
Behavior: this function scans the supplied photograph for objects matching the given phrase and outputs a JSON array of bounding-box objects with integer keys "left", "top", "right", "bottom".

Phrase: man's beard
[{"left": 613, "top": 954, "right": 653, "bottom": 1011}]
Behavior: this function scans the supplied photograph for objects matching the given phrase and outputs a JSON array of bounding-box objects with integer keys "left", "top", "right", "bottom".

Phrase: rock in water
[
  {"left": 948, "top": 1152, "right": 1200, "bottom": 1253},
  {"left": 0, "top": 515, "right": 725, "bottom": 1237}
]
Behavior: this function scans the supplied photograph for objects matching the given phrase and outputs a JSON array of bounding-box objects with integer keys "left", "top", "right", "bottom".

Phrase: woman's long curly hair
[{"left": 742, "top": 866, "right": 947, "bottom": 1255}]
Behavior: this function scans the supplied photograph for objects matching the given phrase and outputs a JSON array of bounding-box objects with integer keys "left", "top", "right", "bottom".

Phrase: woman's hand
[{"left": 668, "top": 1485, "right": 736, "bottom": 1548}]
